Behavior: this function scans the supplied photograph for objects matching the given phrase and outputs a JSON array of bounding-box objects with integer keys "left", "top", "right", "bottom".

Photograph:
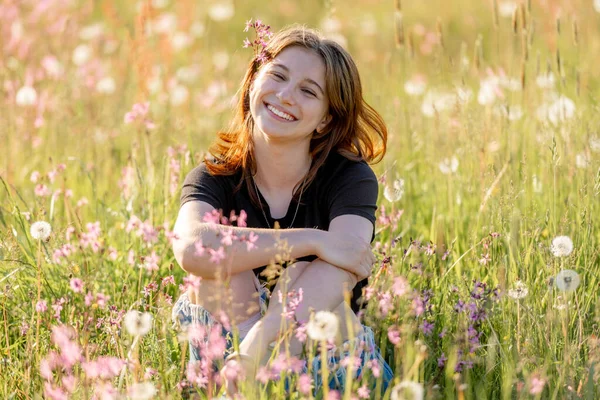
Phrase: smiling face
[{"left": 249, "top": 46, "right": 331, "bottom": 145}]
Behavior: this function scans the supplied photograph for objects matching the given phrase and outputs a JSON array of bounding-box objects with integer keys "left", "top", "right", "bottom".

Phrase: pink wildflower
[
  {"left": 36, "top": 300, "right": 48, "bottom": 313},
  {"left": 388, "top": 325, "right": 401, "bottom": 345},
  {"left": 297, "top": 374, "right": 313, "bottom": 395},
  {"left": 208, "top": 246, "right": 226, "bottom": 264},
  {"left": 245, "top": 231, "right": 259, "bottom": 251},
  {"left": 529, "top": 374, "right": 546, "bottom": 395},
  {"left": 357, "top": 384, "right": 370, "bottom": 399},
  {"left": 392, "top": 276, "right": 409, "bottom": 297},
  {"left": 256, "top": 366, "right": 271, "bottom": 384},
  {"left": 194, "top": 240, "right": 205, "bottom": 256},
  {"left": 142, "top": 251, "right": 160, "bottom": 271},
  {"left": 69, "top": 278, "right": 83, "bottom": 293}
]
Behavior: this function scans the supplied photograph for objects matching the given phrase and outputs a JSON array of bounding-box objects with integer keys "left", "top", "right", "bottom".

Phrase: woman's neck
[{"left": 252, "top": 138, "right": 312, "bottom": 193}]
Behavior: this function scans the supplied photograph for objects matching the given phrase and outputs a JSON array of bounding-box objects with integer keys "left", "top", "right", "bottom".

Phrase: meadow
[{"left": 1, "top": 0, "right": 600, "bottom": 398}]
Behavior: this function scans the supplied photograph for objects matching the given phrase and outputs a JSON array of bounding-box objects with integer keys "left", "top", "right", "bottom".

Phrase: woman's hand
[
  {"left": 315, "top": 232, "right": 376, "bottom": 281},
  {"left": 220, "top": 353, "right": 257, "bottom": 396}
]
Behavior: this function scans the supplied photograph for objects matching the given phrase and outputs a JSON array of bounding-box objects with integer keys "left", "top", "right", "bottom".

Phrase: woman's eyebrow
[{"left": 271, "top": 63, "right": 325, "bottom": 95}]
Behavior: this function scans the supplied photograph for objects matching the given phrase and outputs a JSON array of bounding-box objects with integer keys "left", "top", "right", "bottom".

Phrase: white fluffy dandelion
[
  {"left": 30, "top": 221, "right": 52, "bottom": 241},
  {"left": 124, "top": 310, "right": 153, "bottom": 336},
  {"left": 404, "top": 75, "right": 427, "bottom": 96},
  {"left": 547, "top": 95, "right": 576, "bottom": 126},
  {"left": 550, "top": 236, "right": 573, "bottom": 257},
  {"left": 16, "top": 86, "right": 38, "bottom": 107},
  {"left": 390, "top": 380, "right": 425, "bottom": 400},
  {"left": 384, "top": 178, "right": 405, "bottom": 202},
  {"left": 590, "top": 135, "right": 600, "bottom": 153},
  {"left": 128, "top": 381, "right": 157, "bottom": 400},
  {"left": 575, "top": 153, "right": 590, "bottom": 169},
  {"left": 507, "top": 281, "right": 529, "bottom": 300},
  {"left": 208, "top": 1, "right": 234, "bottom": 22},
  {"left": 555, "top": 269, "right": 580, "bottom": 292},
  {"left": 306, "top": 311, "right": 339, "bottom": 341},
  {"left": 438, "top": 156, "right": 459, "bottom": 175}
]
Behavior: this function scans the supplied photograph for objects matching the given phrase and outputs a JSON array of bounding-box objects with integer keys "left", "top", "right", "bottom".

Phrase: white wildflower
[
  {"left": 555, "top": 269, "right": 580, "bottom": 292},
  {"left": 153, "top": 13, "right": 177, "bottom": 34},
  {"left": 170, "top": 85, "right": 189, "bottom": 106},
  {"left": 72, "top": 44, "right": 92, "bottom": 66},
  {"left": 507, "top": 281, "right": 529, "bottom": 300},
  {"left": 499, "top": 76, "right": 521, "bottom": 91},
  {"left": 498, "top": 1, "right": 518, "bottom": 18},
  {"left": 128, "top": 381, "right": 157, "bottom": 400},
  {"left": 590, "top": 135, "right": 600, "bottom": 153},
  {"left": 124, "top": 310, "right": 153, "bottom": 336},
  {"left": 384, "top": 178, "right": 405, "bottom": 202},
  {"left": 532, "top": 175, "right": 542, "bottom": 193},
  {"left": 536, "top": 72, "right": 555, "bottom": 89},
  {"left": 575, "top": 153, "right": 590, "bottom": 169},
  {"left": 404, "top": 75, "right": 427, "bottom": 96},
  {"left": 96, "top": 77, "right": 116, "bottom": 94},
  {"left": 190, "top": 21, "right": 206, "bottom": 37},
  {"left": 306, "top": 311, "right": 339, "bottom": 341},
  {"left": 493, "top": 104, "right": 523, "bottom": 121},
  {"left": 390, "top": 380, "right": 424, "bottom": 400},
  {"left": 151, "top": 0, "right": 169, "bottom": 9},
  {"left": 16, "top": 86, "right": 38, "bottom": 107},
  {"left": 478, "top": 77, "right": 500, "bottom": 106},
  {"left": 30, "top": 221, "right": 52, "bottom": 241},
  {"left": 455, "top": 87, "right": 473, "bottom": 104},
  {"left": 171, "top": 31, "right": 192, "bottom": 51},
  {"left": 79, "top": 23, "right": 104, "bottom": 41},
  {"left": 438, "top": 156, "right": 459, "bottom": 174},
  {"left": 212, "top": 51, "right": 230, "bottom": 71},
  {"left": 547, "top": 95, "right": 576, "bottom": 126},
  {"left": 176, "top": 66, "right": 200, "bottom": 84},
  {"left": 550, "top": 236, "right": 573, "bottom": 257},
  {"left": 208, "top": 1, "right": 234, "bottom": 22},
  {"left": 420, "top": 90, "right": 455, "bottom": 117},
  {"left": 486, "top": 140, "right": 501, "bottom": 153},
  {"left": 594, "top": 0, "right": 600, "bottom": 13}
]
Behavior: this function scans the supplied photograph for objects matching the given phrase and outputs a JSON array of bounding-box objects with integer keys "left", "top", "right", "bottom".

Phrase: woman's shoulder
[{"left": 320, "top": 151, "right": 376, "bottom": 181}]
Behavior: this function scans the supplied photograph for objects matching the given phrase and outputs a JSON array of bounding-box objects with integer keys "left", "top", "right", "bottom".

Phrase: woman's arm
[
  {"left": 236, "top": 214, "right": 374, "bottom": 364},
  {"left": 173, "top": 201, "right": 373, "bottom": 280}
]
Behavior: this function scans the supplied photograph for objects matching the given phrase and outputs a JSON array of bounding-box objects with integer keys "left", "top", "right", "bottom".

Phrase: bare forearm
[{"left": 173, "top": 223, "right": 324, "bottom": 278}]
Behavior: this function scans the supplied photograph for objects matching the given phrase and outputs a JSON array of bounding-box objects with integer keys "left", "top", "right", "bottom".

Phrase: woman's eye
[
  {"left": 271, "top": 73, "right": 285, "bottom": 80},
  {"left": 302, "top": 89, "right": 316, "bottom": 97}
]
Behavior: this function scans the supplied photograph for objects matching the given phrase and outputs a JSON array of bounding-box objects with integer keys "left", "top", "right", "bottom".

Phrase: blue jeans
[{"left": 172, "top": 281, "right": 393, "bottom": 394}]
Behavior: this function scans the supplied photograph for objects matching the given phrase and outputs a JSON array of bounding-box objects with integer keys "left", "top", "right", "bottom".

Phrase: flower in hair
[{"left": 242, "top": 18, "right": 273, "bottom": 63}]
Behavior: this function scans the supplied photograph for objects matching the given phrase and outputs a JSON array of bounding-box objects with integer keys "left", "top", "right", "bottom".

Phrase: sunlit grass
[{"left": 1, "top": 0, "right": 599, "bottom": 398}]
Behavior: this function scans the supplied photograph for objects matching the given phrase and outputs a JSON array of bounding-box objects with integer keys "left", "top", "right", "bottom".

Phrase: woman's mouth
[{"left": 265, "top": 103, "right": 297, "bottom": 122}]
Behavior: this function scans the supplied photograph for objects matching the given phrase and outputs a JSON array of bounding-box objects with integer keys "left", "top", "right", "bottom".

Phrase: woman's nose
[{"left": 276, "top": 84, "right": 295, "bottom": 105}]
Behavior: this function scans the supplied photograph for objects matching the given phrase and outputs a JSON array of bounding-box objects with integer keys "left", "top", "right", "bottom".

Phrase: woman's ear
[{"left": 316, "top": 114, "right": 332, "bottom": 134}]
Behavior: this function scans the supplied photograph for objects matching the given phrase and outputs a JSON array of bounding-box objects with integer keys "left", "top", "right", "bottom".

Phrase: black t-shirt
[{"left": 180, "top": 151, "right": 379, "bottom": 312}]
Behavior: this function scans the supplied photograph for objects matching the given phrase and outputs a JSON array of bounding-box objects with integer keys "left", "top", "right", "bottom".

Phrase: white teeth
[{"left": 267, "top": 104, "right": 295, "bottom": 121}]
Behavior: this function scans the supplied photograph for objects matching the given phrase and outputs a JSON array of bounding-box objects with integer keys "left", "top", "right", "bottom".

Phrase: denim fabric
[{"left": 172, "top": 281, "right": 393, "bottom": 395}]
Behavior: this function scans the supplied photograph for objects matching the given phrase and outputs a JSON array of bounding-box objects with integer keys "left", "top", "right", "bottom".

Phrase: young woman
[{"left": 172, "top": 25, "right": 393, "bottom": 394}]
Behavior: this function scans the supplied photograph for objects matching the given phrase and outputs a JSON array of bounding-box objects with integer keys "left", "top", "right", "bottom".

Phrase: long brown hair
[{"left": 206, "top": 25, "right": 387, "bottom": 206}]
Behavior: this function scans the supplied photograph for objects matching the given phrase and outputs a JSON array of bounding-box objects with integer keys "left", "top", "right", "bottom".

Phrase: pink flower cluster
[
  {"left": 124, "top": 102, "right": 155, "bottom": 130},
  {"left": 242, "top": 19, "right": 274, "bottom": 63},
  {"left": 40, "top": 324, "right": 126, "bottom": 400}
]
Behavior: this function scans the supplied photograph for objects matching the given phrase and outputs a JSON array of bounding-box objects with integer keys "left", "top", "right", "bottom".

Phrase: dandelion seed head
[
  {"left": 306, "top": 311, "right": 339, "bottom": 341},
  {"left": 390, "top": 380, "right": 424, "bottom": 400},
  {"left": 550, "top": 236, "right": 573, "bottom": 257},
  {"left": 384, "top": 178, "right": 405, "bottom": 202},
  {"left": 30, "top": 221, "right": 52, "bottom": 241},
  {"left": 128, "top": 381, "right": 157, "bottom": 400},
  {"left": 208, "top": 2, "right": 234, "bottom": 22},
  {"left": 507, "top": 281, "right": 528, "bottom": 300},
  {"left": 16, "top": 86, "right": 38, "bottom": 107},
  {"left": 124, "top": 310, "right": 153, "bottom": 336},
  {"left": 555, "top": 269, "right": 580, "bottom": 292}
]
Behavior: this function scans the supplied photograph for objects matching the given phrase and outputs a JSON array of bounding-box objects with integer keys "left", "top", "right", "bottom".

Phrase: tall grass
[{"left": 1, "top": 0, "right": 599, "bottom": 398}]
